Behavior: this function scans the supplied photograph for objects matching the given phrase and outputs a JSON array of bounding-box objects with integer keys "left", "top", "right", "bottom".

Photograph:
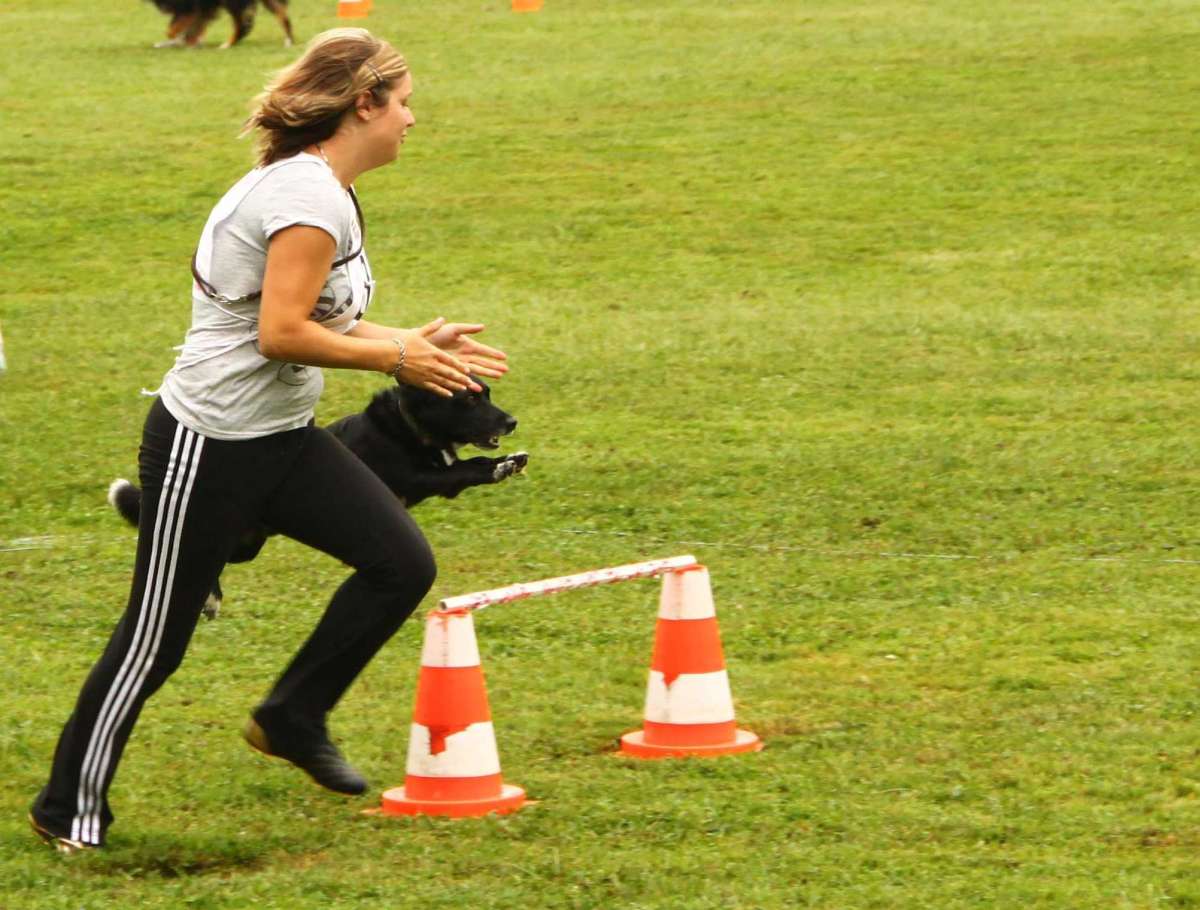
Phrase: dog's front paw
[{"left": 491, "top": 452, "right": 530, "bottom": 482}]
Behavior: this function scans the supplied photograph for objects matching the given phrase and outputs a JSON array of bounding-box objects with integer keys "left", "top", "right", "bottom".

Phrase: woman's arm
[{"left": 258, "top": 225, "right": 474, "bottom": 396}]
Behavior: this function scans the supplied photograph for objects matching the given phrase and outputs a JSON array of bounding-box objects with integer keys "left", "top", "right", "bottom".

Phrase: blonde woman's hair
[{"left": 242, "top": 28, "right": 408, "bottom": 166}]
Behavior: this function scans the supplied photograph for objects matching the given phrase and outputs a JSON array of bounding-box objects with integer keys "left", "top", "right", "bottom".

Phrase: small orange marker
[{"left": 337, "top": 0, "right": 370, "bottom": 19}]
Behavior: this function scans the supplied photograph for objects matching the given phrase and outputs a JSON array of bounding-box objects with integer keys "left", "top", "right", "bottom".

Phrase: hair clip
[{"left": 365, "top": 62, "right": 384, "bottom": 87}]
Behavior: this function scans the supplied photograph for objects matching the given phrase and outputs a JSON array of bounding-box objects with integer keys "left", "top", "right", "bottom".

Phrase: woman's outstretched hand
[
  {"left": 394, "top": 324, "right": 478, "bottom": 397},
  {"left": 418, "top": 317, "right": 509, "bottom": 379}
]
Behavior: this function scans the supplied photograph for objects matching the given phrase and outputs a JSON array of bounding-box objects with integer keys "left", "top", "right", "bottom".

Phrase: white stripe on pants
[{"left": 71, "top": 424, "right": 204, "bottom": 844}]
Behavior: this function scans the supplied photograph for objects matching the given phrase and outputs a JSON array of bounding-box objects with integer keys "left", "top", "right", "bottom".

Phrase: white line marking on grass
[{"left": 0, "top": 535, "right": 61, "bottom": 552}]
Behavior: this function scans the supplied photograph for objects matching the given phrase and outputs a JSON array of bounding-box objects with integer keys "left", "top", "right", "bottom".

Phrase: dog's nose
[{"left": 504, "top": 416, "right": 517, "bottom": 434}]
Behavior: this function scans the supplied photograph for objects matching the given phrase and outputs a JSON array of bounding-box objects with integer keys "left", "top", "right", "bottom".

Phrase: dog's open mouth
[{"left": 476, "top": 435, "right": 502, "bottom": 450}]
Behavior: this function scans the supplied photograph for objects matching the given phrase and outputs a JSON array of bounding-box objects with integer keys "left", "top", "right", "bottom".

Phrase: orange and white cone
[
  {"left": 337, "top": 0, "right": 370, "bottom": 19},
  {"left": 379, "top": 610, "right": 525, "bottom": 817},
  {"left": 620, "top": 565, "right": 762, "bottom": 758}
]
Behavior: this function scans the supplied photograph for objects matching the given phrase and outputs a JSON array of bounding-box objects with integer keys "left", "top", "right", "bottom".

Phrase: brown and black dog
[{"left": 149, "top": 0, "right": 294, "bottom": 49}]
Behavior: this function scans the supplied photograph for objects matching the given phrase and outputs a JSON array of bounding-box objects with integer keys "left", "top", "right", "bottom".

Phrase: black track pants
[{"left": 31, "top": 398, "right": 435, "bottom": 845}]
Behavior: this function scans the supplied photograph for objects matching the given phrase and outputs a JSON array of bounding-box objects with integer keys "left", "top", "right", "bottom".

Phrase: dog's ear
[{"left": 365, "top": 385, "right": 415, "bottom": 432}]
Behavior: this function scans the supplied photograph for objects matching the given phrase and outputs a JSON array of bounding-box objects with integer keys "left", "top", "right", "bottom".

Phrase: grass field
[{"left": 3, "top": 0, "right": 1200, "bottom": 906}]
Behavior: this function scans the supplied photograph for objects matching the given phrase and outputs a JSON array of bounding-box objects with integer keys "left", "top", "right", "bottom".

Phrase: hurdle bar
[{"left": 437, "top": 555, "right": 699, "bottom": 613}]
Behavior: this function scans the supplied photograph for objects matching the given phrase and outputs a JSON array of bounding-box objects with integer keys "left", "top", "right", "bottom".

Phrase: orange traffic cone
[
  {"left": 379, "top": 610, "right": 526, "bottom": 817},
  {"left": 512, "top": 0, "right": 543, "bottom": 10},
  {"left": 620, "top": 565, "right": 762, "bottom": 758},
  {"left": 337, "top": 0, "right": 370, "bottom": 19}
]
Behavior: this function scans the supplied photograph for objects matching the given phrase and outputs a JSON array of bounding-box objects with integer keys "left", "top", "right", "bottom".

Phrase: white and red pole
[{"left": 437, "top": 555, "right": 699, "bottom": 614}]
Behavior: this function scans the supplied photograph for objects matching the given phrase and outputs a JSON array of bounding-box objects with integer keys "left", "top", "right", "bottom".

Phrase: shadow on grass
[{"left": 89, "top": 831, "right": 272, "bottom": 878}]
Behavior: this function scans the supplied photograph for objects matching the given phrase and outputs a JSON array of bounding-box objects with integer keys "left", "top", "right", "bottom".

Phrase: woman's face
[{"left": 369, "top": 72, "right": 415, "bottom": 163}]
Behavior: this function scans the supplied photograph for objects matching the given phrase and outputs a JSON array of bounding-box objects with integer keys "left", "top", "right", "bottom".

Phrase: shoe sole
[{"left": 28, "top": 813, "right": 94, "bottom": 855}]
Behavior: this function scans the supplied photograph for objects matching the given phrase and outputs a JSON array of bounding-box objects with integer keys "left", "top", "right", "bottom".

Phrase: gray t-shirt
[{"left": 158, "top": 152, "right": 374, "bottom": 440}]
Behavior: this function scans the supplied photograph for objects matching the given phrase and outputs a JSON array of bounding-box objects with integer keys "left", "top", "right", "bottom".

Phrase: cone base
[
  {"left": 378, "top": 782, "right": 526, "bottom": 817},
  {"left": 619, "top": 727, "right": 762, "bottom": 759}
]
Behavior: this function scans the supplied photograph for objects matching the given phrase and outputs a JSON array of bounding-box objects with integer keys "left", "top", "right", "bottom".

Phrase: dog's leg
[
  {"left": 154, "top": 13, "right": 193, "bottom": 47},
  {"left": 220, "top": 2, "right": 256, "bottom": 49},
  {"left": 182, "top": 9, "right": 218, "bottom": 46},
  {"left": 261, "top": 0, "right": 294, "bottom": 47},
  {"left": 166, "top": 13, "right": 192, "bottom": 39},
  {"left": 402, "top": 453, "right": 530, "bottom": 506},
  {"left": 202, "top": 577, "right": 223, "bottom": 620}
]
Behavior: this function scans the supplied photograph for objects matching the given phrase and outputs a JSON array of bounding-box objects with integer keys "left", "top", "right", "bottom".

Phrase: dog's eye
[{"left": 464, "top": 396, "right": 479, "bottom": 407}]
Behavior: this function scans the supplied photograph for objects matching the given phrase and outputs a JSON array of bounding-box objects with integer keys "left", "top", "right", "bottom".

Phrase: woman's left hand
[{"left": 418, "top": 318, "right": 509, "bottom": 379}]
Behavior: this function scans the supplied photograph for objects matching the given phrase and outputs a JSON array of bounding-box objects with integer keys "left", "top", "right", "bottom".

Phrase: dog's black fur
[
  {"left": 109, "top": 379, "right": 527, "bottom": 617},
  {"left": 148, "top": 0, "right": 294, "bottom": 49}
]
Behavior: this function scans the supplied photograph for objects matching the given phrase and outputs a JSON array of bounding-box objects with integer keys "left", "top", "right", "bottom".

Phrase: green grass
[{"left": 3, "top": 0, "right": 1200, "bottom": 906}]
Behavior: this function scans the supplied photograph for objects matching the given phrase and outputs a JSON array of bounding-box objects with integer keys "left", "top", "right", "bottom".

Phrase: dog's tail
[
  {"left": 108, "top": 476, "right": 220, "bottom": 619},
  {"left": 107, "top": 479, "right": 141, "bottom": 529}
]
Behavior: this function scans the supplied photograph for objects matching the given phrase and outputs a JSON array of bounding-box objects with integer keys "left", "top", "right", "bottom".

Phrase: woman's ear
[{"left": 354, "top": 92, "right": 376, "bottom": 121}]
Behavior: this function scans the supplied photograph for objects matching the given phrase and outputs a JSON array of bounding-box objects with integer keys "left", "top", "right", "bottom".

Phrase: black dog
[
  {"left": 109, "top": 380, "right": 528, "bottom": 618},
  {"left": 149, "top": 0, "right": 294, "bottom": 49}
]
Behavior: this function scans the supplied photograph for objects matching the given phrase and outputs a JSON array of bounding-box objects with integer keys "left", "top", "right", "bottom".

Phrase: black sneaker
[
  {"left": 243, "top": 717, "right": 368, "bottom": 796},
  {"left": 29, "top": 814, "right": 96, "bottom": 855}
]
